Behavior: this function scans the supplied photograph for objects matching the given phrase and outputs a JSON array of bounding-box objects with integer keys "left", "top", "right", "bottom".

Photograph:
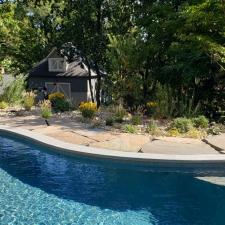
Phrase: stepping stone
[
  {"left": 204, "top": 134, "right": 225, "bottom": 153},
  {"left": 141, "top": 140, "right": 218, "bottom": 155},
  {"left": 89, "top": 133, "right": 150, "bottom": 152}
]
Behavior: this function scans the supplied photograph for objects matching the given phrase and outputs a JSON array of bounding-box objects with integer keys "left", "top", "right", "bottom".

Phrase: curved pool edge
[{"left": 1, "top": 125, "right": 225, "bottom": 167}]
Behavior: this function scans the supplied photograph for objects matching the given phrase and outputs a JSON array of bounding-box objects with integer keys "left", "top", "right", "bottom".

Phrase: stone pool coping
[{"left": 1, "top": 125, "right": 225, "bottom": 167}]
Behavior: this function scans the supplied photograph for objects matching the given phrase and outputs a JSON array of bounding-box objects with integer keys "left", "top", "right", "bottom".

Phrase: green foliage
[
  {"left": 192, "top": 116, "right": 209, "bottom": 129},
  {"left": 131, "top": 115, "right": 141, "bottom": 125},
  {"left": 0, "top": 101, "right": 8, "bottom": 109},
  {"left": 1, "top": 75, "right": 26, "bottom": 105},
  {"left": 1, "top": 0, "right": 225, "bottom": 119},
  {"left": 154, "top": 83, "right": 175, "bottom": 118},
  {"left": 105, "top": 117, "right": 114, "bottom": 126},
  {"left": 122, "top": 124, "right": 137, "bottom": 134},
  {"left": 113, "top": 105, "right": 127, "bottom": 123},
  {"left": 207, "top": 123, "right": 223, "bottom": 135},
  {"left": 52, "top": 98, "right": 70, "bottom": 112},
  {"left": 170, "top": 118, "right": 194, "bottom": 133},
  {"left": 146, "top": 120, "right": 160, "bottom": 135}
]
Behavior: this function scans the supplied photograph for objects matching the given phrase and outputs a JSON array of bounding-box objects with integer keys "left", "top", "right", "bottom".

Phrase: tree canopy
[{"left": 0, "top": 0, "right": 225, "bottom": 117}]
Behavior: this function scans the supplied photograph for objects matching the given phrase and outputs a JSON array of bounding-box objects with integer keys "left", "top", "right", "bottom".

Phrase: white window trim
[
  {"left": 45, "top": 82, "right": 71, "bottom": 100},
  {"left": 48, "top": 58, "right": 67, "bottom": 72}
]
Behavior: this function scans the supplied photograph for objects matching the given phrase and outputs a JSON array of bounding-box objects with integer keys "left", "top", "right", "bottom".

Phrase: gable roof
[{"left": 29, "top": 48, "right": 97, "bottom": 78}]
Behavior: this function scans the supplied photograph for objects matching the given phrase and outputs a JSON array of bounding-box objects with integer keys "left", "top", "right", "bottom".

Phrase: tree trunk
[
  {"left": 95, "top": 63, "right": 101, "bottom": 108},
  {"left": 95, "top": 0, "right": 103, "bottom": 108},
  {"left": 86, "top": 59, "right": 94, "bottom": 102}
]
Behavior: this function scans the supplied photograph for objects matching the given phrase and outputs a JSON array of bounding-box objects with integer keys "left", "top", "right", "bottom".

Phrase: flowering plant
[
  {"left": 79, "top": 102, "right": 97, "bottom": 119},
  {"left": 48, "top": 92, "right": 64, "bottom": 101}
]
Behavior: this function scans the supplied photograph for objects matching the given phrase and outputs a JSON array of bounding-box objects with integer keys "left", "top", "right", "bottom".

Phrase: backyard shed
[{"left": 28, "top": 48, "right": 98, "bottom": 105}]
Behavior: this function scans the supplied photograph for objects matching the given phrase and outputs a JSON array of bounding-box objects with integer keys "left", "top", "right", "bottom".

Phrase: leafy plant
[
  {"left": 131, "top": 114, "right": 141, "bottom": 125},
  {"left": 154, "top": 83, "right": 176, "bottom": 118},
  {"left": 52, "top": 98, "right": 70, "bottom": 112},
  {"left": 146, "top": 101, "right": 157, "bottom": 116},
  {"left": 0, "top": 101, "right": 8, "bottom": 109},
  {"left": 170, "top": 117, "right": 193, "bottom": 133},
  {"left": 146, "top": 120, "right": 161, "bottom": 135},
  {"left": 207, "top": 123, "right": 222, "bottom": 135},
  {"left": 114, "top": 105, "right": 127, "bottom": 123},
  {"left": 40, "top": 100, "right": 52, "bottom": 126},
  {"left": 192, "top": 115, "right": 209, "bottom": 129},
  {"left": 122, "top": 124, "right": 137, "bottom": 134},
  {"left": 79, "top": 101, "right": 97, "bottom": 119},
  {"left": 23, "top": 91, "right": 36, "bottom": 111},
  {"left": 106, "top": 117, "right": 114, "bottom": 126}
]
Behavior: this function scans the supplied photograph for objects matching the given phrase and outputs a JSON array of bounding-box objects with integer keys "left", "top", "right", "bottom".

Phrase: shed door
[{"left": 45, "top": 82, "right": 71, "bottom": 100}]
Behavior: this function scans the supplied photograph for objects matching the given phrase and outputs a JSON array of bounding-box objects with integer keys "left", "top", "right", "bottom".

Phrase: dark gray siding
[{"left": 28, "top": 77, "right": 88, "bottom": 92}]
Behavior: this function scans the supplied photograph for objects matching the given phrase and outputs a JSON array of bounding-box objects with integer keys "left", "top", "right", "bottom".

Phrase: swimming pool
[{"left": 1, "top": 133, "right": 225, "bottom": 225}]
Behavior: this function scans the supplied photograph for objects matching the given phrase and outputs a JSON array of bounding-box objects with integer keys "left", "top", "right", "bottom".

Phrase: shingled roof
[{"left": 29, "top": 48, "right": 97, "bottom": 78}]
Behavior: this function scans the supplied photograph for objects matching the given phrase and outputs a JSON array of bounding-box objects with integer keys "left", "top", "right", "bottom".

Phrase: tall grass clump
[
  {"left": 23, "top": 91, "right": 36, "bottom": 111},
  {"left": 40, "top": 100, "right": 52, "bottom": 126},
  {"left": 0, "top": 75, "right": 26, "bottom": 105}
]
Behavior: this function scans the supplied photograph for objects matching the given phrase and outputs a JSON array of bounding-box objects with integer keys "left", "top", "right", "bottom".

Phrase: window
[{"left": 48, "top": 58, "right": 66, "bottom": 72}]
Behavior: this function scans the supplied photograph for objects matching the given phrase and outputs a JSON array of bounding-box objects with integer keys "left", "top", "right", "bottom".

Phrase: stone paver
[
  {"left": 204, "top": 134, "right": 225, "bottom": 153},
  {"left": 141, "top": 140, "right": 218, "bottom": 155},
  {"left": 89, "top": 134, "right": 150, "bottom": 152}
]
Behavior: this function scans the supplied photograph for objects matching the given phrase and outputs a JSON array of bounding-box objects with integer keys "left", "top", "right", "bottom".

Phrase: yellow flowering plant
[
  {"left": 146, "top": 101, "right": 158, "bottom": 116},
  {"left": 48, "top": 92, "right": 65, "bottom": 101},
  {"left": 79, "top": 101, "right": 97, "bottom": 119}
]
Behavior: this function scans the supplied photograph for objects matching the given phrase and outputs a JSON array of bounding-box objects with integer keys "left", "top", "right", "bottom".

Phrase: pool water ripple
[{"left": 1, "top": 135, "right": 225, "bottom": 224}]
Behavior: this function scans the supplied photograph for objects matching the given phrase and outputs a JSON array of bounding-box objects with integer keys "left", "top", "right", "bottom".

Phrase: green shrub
[
  {"left": 52, "top": 98, "right": 70, "bottom": 112},
  {"left": 0, "top": 101, "right": 8, "bottom": 109},
  {"left": 146, "top": 101, "right": 158, "bottom": 116},
  {"left": 122, "top": 124, "right": 137, "bottom": 134},
  {"left": 106, "top": 117, "right": 114, "bottom": 126},
  {"left": 23, "top": 91, "right": 35, "bottom": 111},
  {"left": 146, "top": 120, "right": 160, "bottom": 135},
  {"left": 192, "top": 115, "right": 209, "bottom": 128},
  {"left": 1, "top": 75, "right": 26, "bottom": 105},
  {"left": 79, "top": 102, "right": 97, "bottom": 119},
  {"left": 114, "top": 106, "right": 127, "bottom": 123},
  {"left": 207, "top": 123, "right": 222, "bottom": 135},
  {"left": 131, "top": 114, "right": 141, "bottom": 125},
  {"left": 170, "top": 117, "right": 193, "bottom": 133}
]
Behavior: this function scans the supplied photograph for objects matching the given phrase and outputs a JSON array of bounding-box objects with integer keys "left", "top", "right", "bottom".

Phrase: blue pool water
[{"left": 1, "top": 134, "right": 225, "bottom": 224}]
